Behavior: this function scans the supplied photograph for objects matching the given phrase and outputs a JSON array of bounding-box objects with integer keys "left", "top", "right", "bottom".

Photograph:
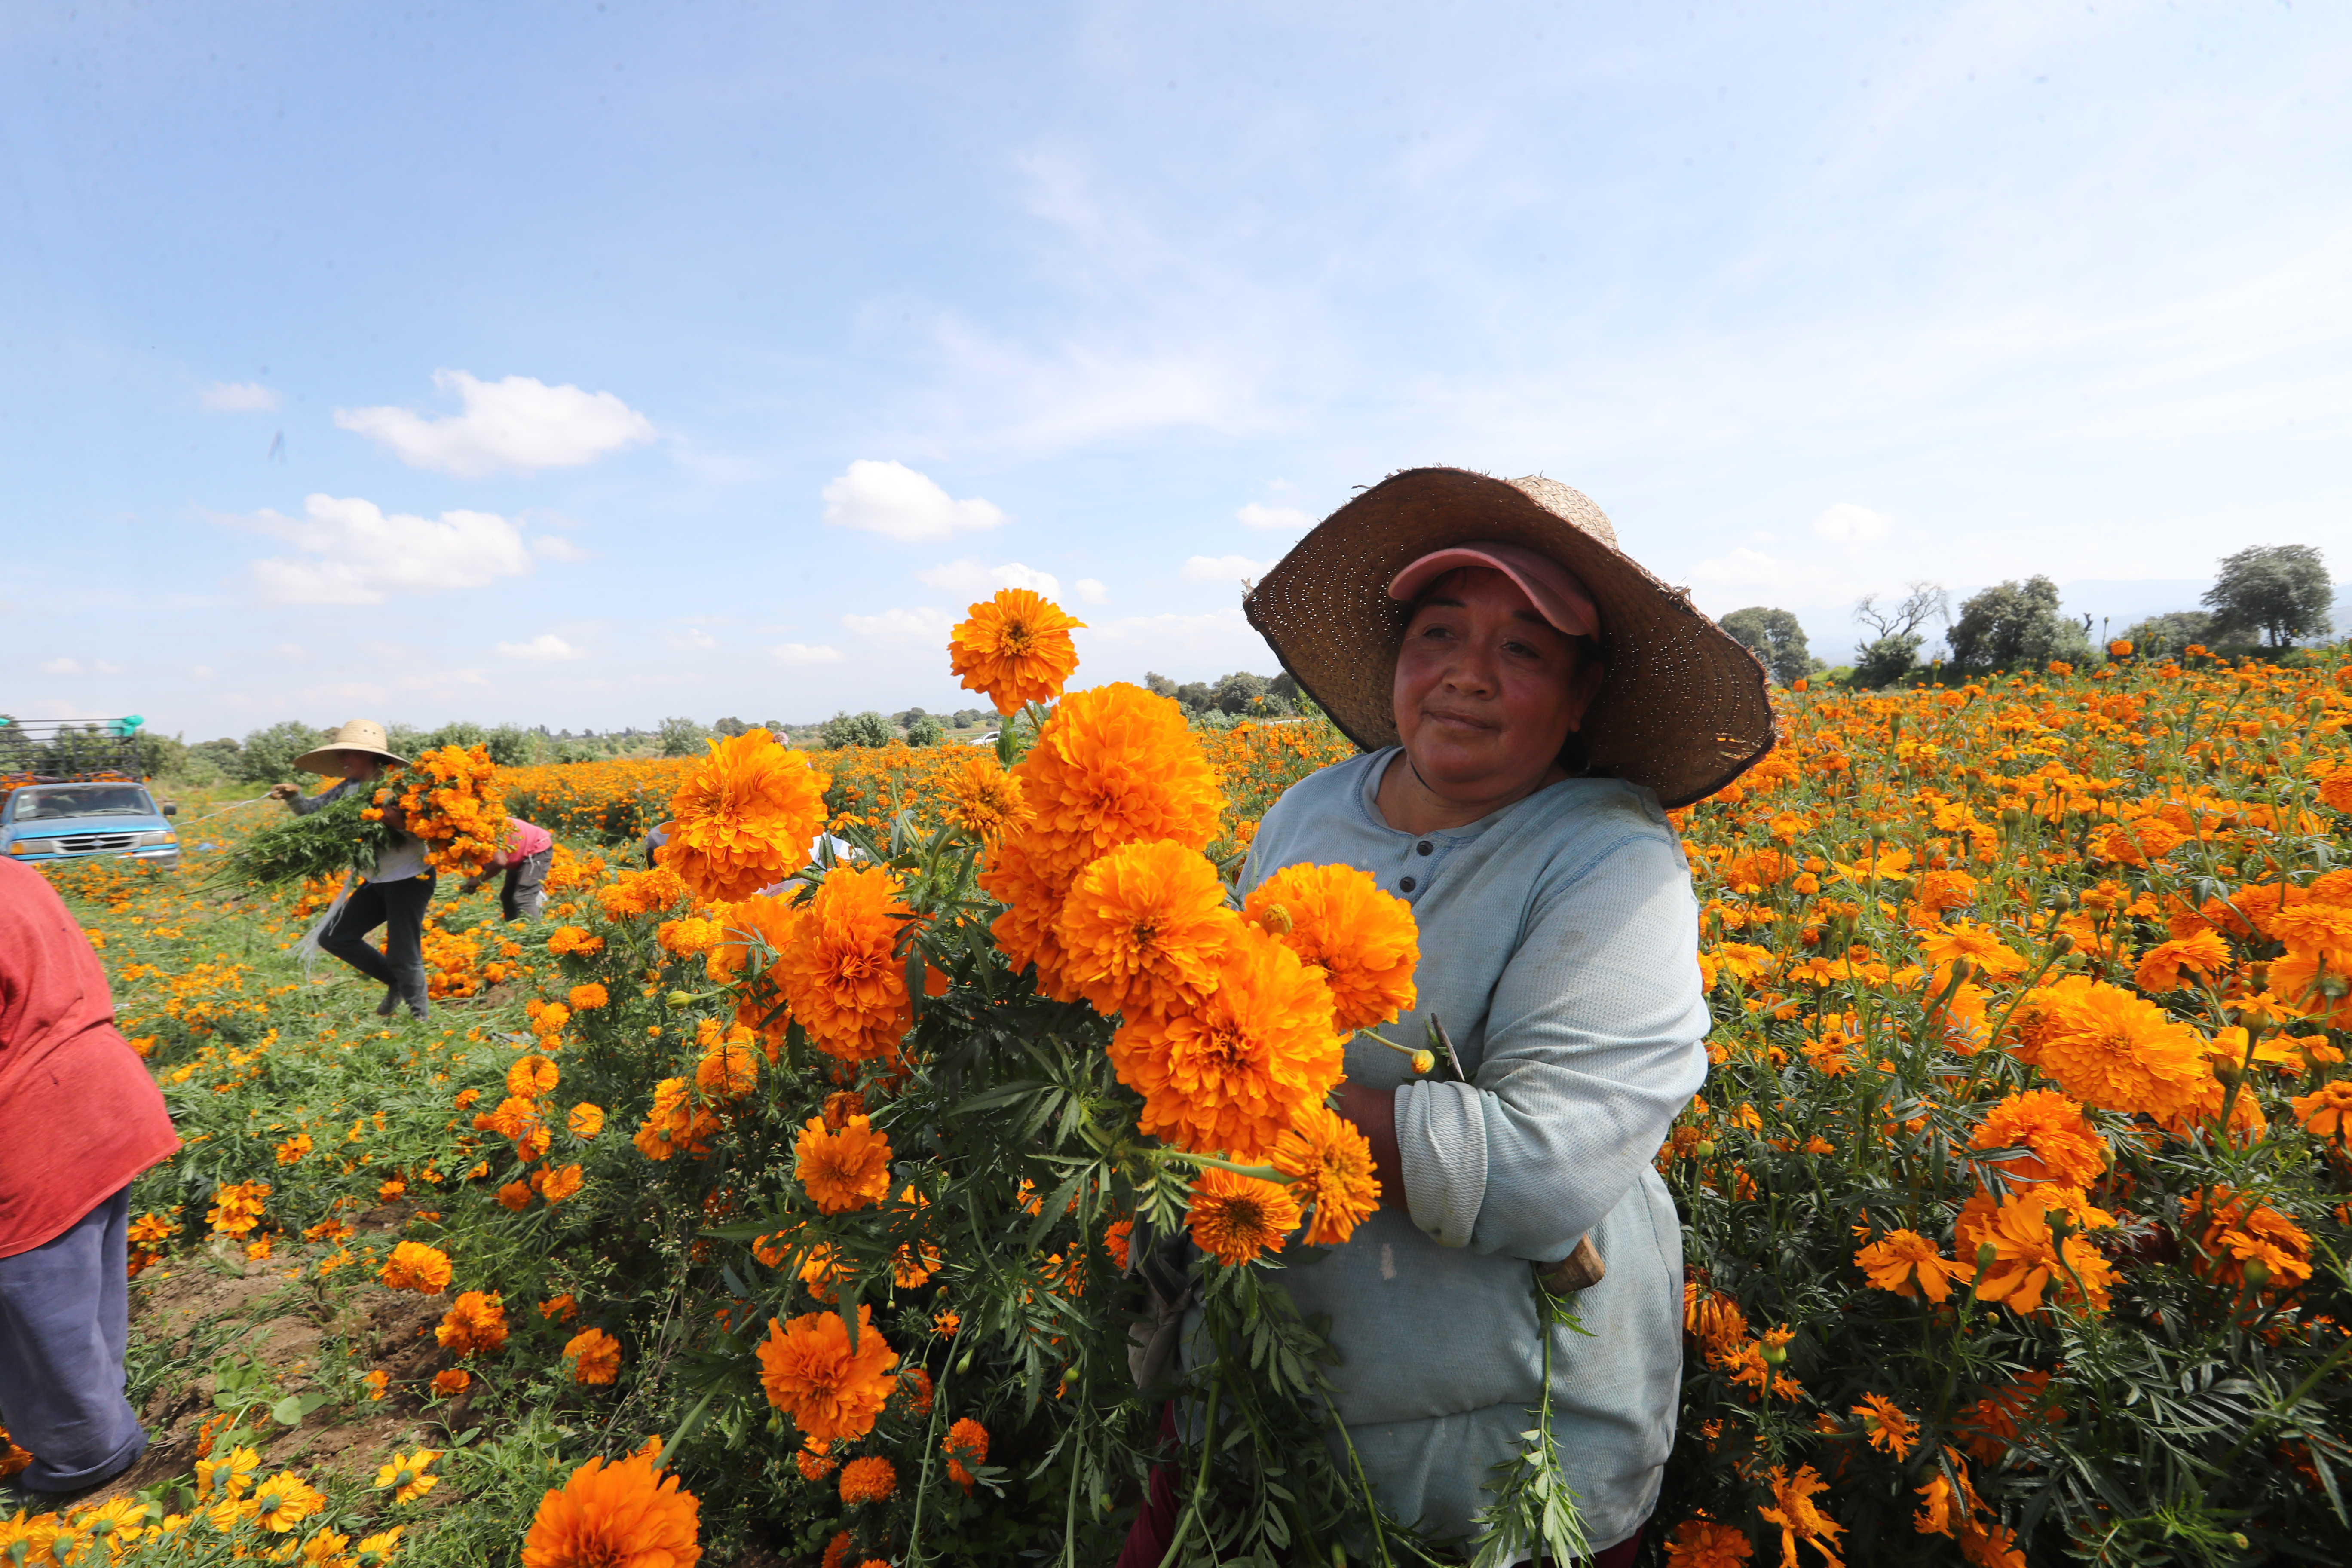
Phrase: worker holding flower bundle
[
  {"left": 1129, "top": 471, "right": 1773, "bottom": 1564},
  {"left": 266, "top": 720, "right": 436, "bottom": 1020}
]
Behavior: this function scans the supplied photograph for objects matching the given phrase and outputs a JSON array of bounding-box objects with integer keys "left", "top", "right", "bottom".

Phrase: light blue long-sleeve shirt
[{"left": 1236, "top": 748, "right": 1709, "bottom": 1551}]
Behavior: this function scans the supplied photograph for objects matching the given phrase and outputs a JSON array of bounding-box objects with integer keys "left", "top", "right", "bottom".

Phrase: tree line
[{"left": 1722, "top": 543, "right": 2336, "bottom": 689}]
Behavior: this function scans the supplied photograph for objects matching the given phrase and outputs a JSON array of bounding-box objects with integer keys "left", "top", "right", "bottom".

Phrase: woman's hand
[
  {"left": 1335, "top": 1080, "right": 1407, "bottom": 1210},
  {"left": 266, "top": 782, "right": 301, "bottom": 802}
]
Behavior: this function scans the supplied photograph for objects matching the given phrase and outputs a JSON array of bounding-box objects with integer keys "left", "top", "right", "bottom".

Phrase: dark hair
[{"left": 1399, "top": 567, "right": 1609, "bottom": 777}]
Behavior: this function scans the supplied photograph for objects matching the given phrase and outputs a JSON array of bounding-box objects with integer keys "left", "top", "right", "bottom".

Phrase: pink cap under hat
[{"left": 1386, "top": 539, "right": 1601, "bottom": 639}]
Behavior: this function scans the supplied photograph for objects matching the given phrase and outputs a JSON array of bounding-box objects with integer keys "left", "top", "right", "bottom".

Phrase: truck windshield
[{"left": 13, "top": 785, "right": 155, "bottom": 820}]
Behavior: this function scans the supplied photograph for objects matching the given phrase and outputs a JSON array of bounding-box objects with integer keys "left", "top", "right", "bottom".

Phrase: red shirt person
[
  {"left": 0, "top": 857, "right": 178, "bottom": 1497},
  {"left": 457, "top": 818, "right": 556, "bottom": 922}
]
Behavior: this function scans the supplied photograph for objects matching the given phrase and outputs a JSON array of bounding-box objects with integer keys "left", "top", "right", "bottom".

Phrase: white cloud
[
  {"left": 1074, "top": 607, "right": 1274, "bottom": 666},
  {"left": 496, "top": 633, "right": 588, "bottom": 663},
  {"left": 1237, "top": 502, "right": 1312, "bottom": 533},
  {"left": 667, "top": 628, "right": 719, "bottom": 651},
  {"left": 1811, "top": 503, "right": 1893, "bottom": 544},
  {"left": 201, "top": 381, "right": 279, "bottom": 413},
  {"left": 822, "top": 460, "right": 1006, "bottom": 543},
  {"left": 841, "top": 606, "right": 957, "bottom": 640},
  {"left": 1182, "top": 554, "right": 1275, "bottom": 584},
  {"left": 770, "top": 643, "right": 847, "bottom": 665},
  {"left": 38, "top": 657, "right": 80, "bottom": 674},
  {"left": 334, "top": 370, "right": 655, "bottom": 478},
  {"left": 1075, "top": 578, "right": 1110, "bottom": 605},
  {"left": 531, "top": 533, "right": 591, "bottom": 562},
  {"left": 915, "top": 559, "right": 1061, "bottom": 601},
  {"left": 94, "top": 661, "right": 123, "bottom": 674},
  {"left": 237, "top": 494, "right": 536, "bottom": 605}
]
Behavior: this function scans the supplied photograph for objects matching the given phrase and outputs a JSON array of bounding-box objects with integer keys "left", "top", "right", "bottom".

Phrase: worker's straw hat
[
  {"left": 292, "top": 720, "right": 411, "bottom": 775},
  {"left": 1243, "top": 467, "right": 1776, "bottom": 808}
]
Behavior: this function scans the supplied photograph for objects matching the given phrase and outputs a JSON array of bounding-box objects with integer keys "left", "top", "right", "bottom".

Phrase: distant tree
[
  {"left": 821, "top": 710, "right": 895, "bottom": 749},
  {"left": 2204, "top": 544, "right": 2333, "bottom": 648},
  {"left": 135, "top": 732, "right": 189, "bottom": 778},
  {"left": 657, "top": 717, "right": 708, "bottom": 757},
  {"left": 759, "top": 719, "right": 786, "bottom": 734},
  {"left": 1947, "top": 576, "right": 2091, "bottom": 670},
  {"left": 951, "top": 709, "right": 992, "bottom": 729},
  {"left": 1847, "top": 583, "right": 1947, "bottom": 689},
  {"left": 1268, "top": 671, "right": 1301, "bottom": 706},
  {"left": 2118, "top": 610, "right": 2214, "bottom": 659},
  {"left": 188, "top": 737, "right": 242, "bottom": 774},
  {"left": 233, "top": 721, "right": 326, "bottom": 784},
  {"left": 711, "top": 716, "right": 750, "bottom": 738},
  {"left": 1173, "top": 681, "right": 1214, "bottom": 713},
  {"left": 483, "top": 724, "right": 536, "bottom": 766},
  {"left": 423, "top": 721, "right": 489, "bottom": 753},
  {"left": 902, "top": 713, "right": 945, "bottom": 747},
  {"left": 1720, "top": 607, "right": 1816, "bottom": 686},
  {"left": 1143, "top": 672, "right": 1179, "bottom": 698},
  {"left": 1213, "top": 671, "right": 1270, "bottom": 715}
]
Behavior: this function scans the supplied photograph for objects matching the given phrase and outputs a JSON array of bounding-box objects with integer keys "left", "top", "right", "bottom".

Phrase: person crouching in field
[
  {"left": 266, "top": 720, "right": 436, "bottom": 1021},
  {"left": 459, "top": 817, "right": 554, "bottom": 922},
  {"left": 0, "top": 857, "right": 179, "bottom": 1501}
]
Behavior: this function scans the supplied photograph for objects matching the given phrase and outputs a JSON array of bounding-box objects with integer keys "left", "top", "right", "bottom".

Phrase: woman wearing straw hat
[
  {"left": 265, "top": 720, "right": 436, "bottom": 1021},
  {"left": 1136, "top": 471, "right": 1772, "bottom": 1564}
]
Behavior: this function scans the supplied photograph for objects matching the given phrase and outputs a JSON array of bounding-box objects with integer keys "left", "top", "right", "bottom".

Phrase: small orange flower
[
  {"left": 661, "top": 728, "right": 833, "bottom": 904},
  {"left": 795, "top": 1116, "right": 894, "bottom": 1214},
  {"left": 435, "top": 1291, "right": 508, "bottom": 1357},
  {"left": 756, "top": 1306, "right": 900, "bottom": 1443},
  {"left": 837, "top": 1455, "right": 897, "bottom": 1507},
  {"left": 948, "top": 588, "right": 1085, "bottom": 715},
  {"left": 431, "top": 1369, "right": 472, "bottom": 1397},
  {"left": 1245, "top": 863, "right": 1419, "bottom": 1033},
  {"left": 568, "top": 1102, "right": 606, "bottom": 1139},
  {"left": 944, "top": 1417, "right": 990, "bottom": 1493},
  {"left": 520, "top": 1443, "right": 703, "bottom": 1568},
  {"left": 380, "top": 1241, "right": 453, "bottom": 1294},
  {"left": 564, "top": 1328, "right": 622, "bottom": 1386},
  {"left": 1267, "top": 1103, "right": 1381, "bottom": 1246},
  {"left": 1185, "top": 1165, "right": 1301, "bottom": 1267}
]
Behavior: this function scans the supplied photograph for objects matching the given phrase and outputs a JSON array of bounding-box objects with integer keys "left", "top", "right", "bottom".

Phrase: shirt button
[
  {"left": 1399, "top": 876, "right": 1417, "bottom": 893},
  {"left": 1416, "top": 840, "right": 1433, "bottom": 856}
]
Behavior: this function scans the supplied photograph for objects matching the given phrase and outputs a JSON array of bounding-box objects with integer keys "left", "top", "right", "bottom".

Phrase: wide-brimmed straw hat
[
  {"left": 1242, "top": 467, "right": 1775, "bottom": 808},
  {"left": 292, "top": 719, "right": 411, "bottom": 775}
]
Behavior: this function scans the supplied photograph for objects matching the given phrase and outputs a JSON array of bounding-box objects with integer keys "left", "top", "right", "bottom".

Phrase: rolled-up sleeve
[{"left": 1394, "top": 830, "right": 1709, "bottom": 1259}]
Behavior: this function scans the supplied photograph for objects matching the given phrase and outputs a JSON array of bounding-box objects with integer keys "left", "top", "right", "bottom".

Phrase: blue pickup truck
[{"left": 0, "top": 715, "right": 181, "bottom": 870}]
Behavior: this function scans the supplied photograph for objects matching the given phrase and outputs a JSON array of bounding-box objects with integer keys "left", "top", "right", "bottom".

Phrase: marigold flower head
[
  {"left": 657, "top": 916, "right": 724, "bottom": 960},
  {"left": 756, "top": 1306, "right": 900, "bottom": 1443},
  {"left": 1104, "top": 1216, "right": 1134, "bottom": 1270},
  {"left": 779, "top": 866, "right": 916, "bottom": 1063},
  {"left": 380, "top": 1241, "right": 453, "bottom": 1294},
  {"left": 2183, "top": 1187, "right": 2313, "bottom": 1293},
  {"left": 944, "top": 1417, "right": 989, "bottom": 1493},
  {"left": 568, "top": 982, "right": 609, "bottom": 1012},
  {"left": 657, "top": 729, "right": 832, "bottom": 905},
  {"left": 435, "top": 1291, "right": 508, "bottom": 1357},
  {"left": 1684, "top": 1283, "right": 1749, "bottom": 1353},
  {"left": 539, "top": 1163, "right": 585, "bottom": 1203},
  {"left": 1245, "top": 863, "right": 1420, "bottom": 1033},
  {"left": 564, "top": 1327, "right": 622, "bottom": 1386},
  {"left": 508, "top": 1054, "right": 560, "bottom": 1100},
  {"left": 795, "top": 1115, "right": 894, "bottom": 1215},
  {"left": 547, "top": 925, "right": 604, "bottom": 956},
  {"left": 520, "top": 1445, "right": 702, "bottom": 1568},
  {"left": 1971, "top": 1089, "right": 2107, "bottom": 1191},
  {"left": 1758, "top": 1464, "right": 1844, "bottom": 1568},
  {"left": 984, "top": 683, "right": 1223, "bottom": 889},
  {"left": 1185, "top": 1165, "right": 1301, "bottom": 1267},
  {"left": 1957, "top": 1188, "right": 2117, "bottom": 1316},
  {"left": 1662, "top": 1517, "right": 1755, "bottom": 1566},
  {"left": 431, "top": 1368, "right": 471, "bottom": 1397},
  {"left": 1955, "top": 1371, "right": 2061, "bottom": 1463},
  {"left": 1267, "top": 1103, "right": 1381, "bottom": 1246},
  {"left": 1854, "top": 1229, "right": 1971, "bottom": 1304},
  {"left": 949, "top": 588, "right": 1085, "bottom": 714},
  {"left": 1852, "top": 1393, "right": 1919, "bottom": 1458},
  {"left": 2133, "top": 929, "right": 2230, "bottom": 993},
  {"left": 836, "top": 1454, "right": 897, "bottom": 1507},
  {"left": 2012, "top": 975, "right": 2212, "bottom": 1120},
  {"left": 693, "top": 1028, "right": 763, "bottom": 1100},
  {"left": 1054, "top": 839, "right": 1240, "bottom": 1017},
  {"left": 569, "top": 1102, "right": 606, "bottom": 1139},
  {"left": 1108, "top": 923, "right": 1344, "bottom": 1160},
  {"left": 943, "top": 751, "right": 1032, "bottom": 845}
]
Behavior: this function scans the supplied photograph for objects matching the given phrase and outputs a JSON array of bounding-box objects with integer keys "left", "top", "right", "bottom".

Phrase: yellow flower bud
[{"left": 1410, "top": 1050, "right": 1435, "bottom": 1075}]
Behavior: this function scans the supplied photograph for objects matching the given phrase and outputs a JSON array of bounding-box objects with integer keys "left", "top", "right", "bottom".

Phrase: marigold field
[{"left": 15, "top": 636, "right": 2352, "bottom": 1568}]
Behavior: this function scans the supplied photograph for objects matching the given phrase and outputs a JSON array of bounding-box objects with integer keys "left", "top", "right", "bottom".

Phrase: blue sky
[{"left": 5, "top": 0, "right": 2347, "bottom": 739}]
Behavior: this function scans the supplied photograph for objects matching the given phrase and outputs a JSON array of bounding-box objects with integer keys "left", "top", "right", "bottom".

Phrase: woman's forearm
[{"left": 1335, "top": 1080, "right": 1407, "bottom": 1209}]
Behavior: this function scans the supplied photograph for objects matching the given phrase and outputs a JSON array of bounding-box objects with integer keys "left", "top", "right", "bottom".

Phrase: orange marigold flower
[
  {"left": 1662, "top": 1516, "right": 1754, "bottom": 1566},
  {"left": 508, "top": 1054, "right": 560, "bottom": 1100},
  {"left": 1108, "top": 924, "right": 1344, "bottom": 1159},
  {"left": 431, "top": 1369, "right": 472, "bottom": 1397},
  {"left": 2133, "top": 929, "right": 2230, "bottom": 993},
  {"left": 1956, "top": 1371, "right": 2061, "bottom": 1463},
  {"left": 564, "top": 1328, "right": 622, "bottom": 1386},
  {"left": 1268, "top": 1102, "right": 1381, "bottom": 1246},
  {"left": 1054, "top": 839, "right": 1240, "bottom": 1017},
  {"left": 1103, "top": 1216, "right": 1134, "bottom": 1271},
  {"left": 1970, "top": 1089, "right": 2107, "bottom": 1190},
  {"left": 498, "top": 1180, "right": 535, "bottom": 1212},
  {"left": 1244, "top": 863, "right": 1420, "bottom": 1033},
  {"left": 569, "top": 1102, "right": 606, "bottom": 1139},
  {"left": 796, "top": 1443, "right": 838, "bottom": 1482},
  {"left": 540, "top": 1294, "right": 579, "bottom": 1322},
  {"left": 944, "top": 1417, "right": 989, "bottom": 1493},
  {"left": 1854, "top": 1230, "right": 1970, "bottom": 1304},
  {"left": 779, "top": 865, "right": 917, "bottom": 1063},
  {"left": 943, "top": 751, "right": 1032, "bottom": 845},
  {"left": 361, "top": 1369, "right": 390, "bottom": 1400},
  {"left": 1853, "top": 1392, "right": 1919, "bottom": 1458},
  {"left": 1757, "top": 1464, "right": 1844, "bottom": 1568},
  {"left": 756, "top": 1306, "right": 900, "bottom": 1443},
  {"left": 1684, "top": 1282, "right": 1749, "bottom": 1354},
  {"left": 657, "top": 916, "right": 724, "bottom": 959},
  {"left": 2012, "top": 975, "right": 2212, "bottom": 1120},
  {"left": 661, "top": 729, "right": 832, "bottom": 904},
  {"left": 794, "top": 1115, "right": 894, "bottom": 1215},
  {"left": 819, "top": 1532, "right": 853, "bottom": 1568},
  {"left": 2183, "top": 1187, "right": 2314, "bottom": 1293},
  {"left": 2293, "top": 1080, "right": 2352, "bottom": 1145},
  {"left": 546, "top": 925, "right": 604, "bottom": 956},
  {"left": 435, "top": 1290, "right": 508, "bottom": 1357},
  {"left": 1957, "top": 1188, "right": 2117, "bottom": 1316},
  {"left": 1185, "top": 1165, "right": 1301, "bottom": 1268},
  {"left": 694, "top": 1028, "right": 763, "bottom": 1100},
  {"left": 380, "top": 1241, "right": 453, "bottom": 1294},
  {"left": 983, "top": 683, "right": 1223, "bottom": 893},
  {"left": 568, "top": 982, "right": 609, "bottom": 1011},
  {"left": 948, "top": 587, "right": 1085, "bottom": 715},
  {"left": 521, "top": 1444, "right": 702, "bottom": 1568},
  {"left": 837, "top": 1455, "right": 897, "bottom": 1507},
  {"left": 539, "top": 1164, "right": 585, "bottom": 1203}
]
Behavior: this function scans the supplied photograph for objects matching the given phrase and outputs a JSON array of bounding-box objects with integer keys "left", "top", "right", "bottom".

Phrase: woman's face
[
  {"left": 1392, "top": 566, "right": 1603, "bottom": 802},
  {"left": 335, "top": 752, "right": 383, "bottom": 782}
]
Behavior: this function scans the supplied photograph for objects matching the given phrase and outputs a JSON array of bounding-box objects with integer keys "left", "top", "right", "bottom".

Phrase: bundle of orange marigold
[{"left": 388, "top": 744, "right": 510, "bottom": 880}]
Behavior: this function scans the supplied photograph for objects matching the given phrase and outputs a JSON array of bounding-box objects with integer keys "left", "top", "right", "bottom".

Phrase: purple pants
[{"left": 0, "top": 1186, "right": 146, "bottom": 1493}]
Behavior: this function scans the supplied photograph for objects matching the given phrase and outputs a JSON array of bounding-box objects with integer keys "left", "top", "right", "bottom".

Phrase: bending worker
[
  {"left": 459, "top": 817, "right": 554, "bottom": 922},
  {"left": 0, "top": 855, "right": 179, "bottom": 1501},
  {"left": 266, "top": 720, "right": 435, "bottom": 1021}
]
